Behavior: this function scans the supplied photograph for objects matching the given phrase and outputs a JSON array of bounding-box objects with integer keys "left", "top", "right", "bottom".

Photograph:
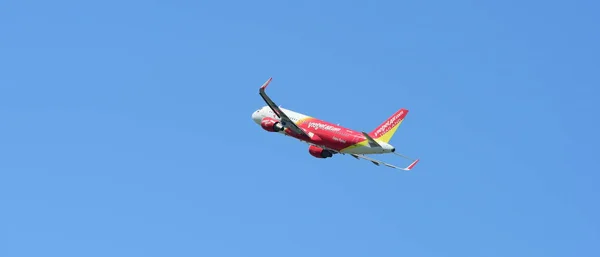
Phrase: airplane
[{"left": 251, "top": 77, "right": 420, "bottom": 171}]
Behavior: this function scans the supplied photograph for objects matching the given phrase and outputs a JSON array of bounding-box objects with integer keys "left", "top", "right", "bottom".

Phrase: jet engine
[
  {"left": 260, "top": 117, "right": 284, "bottom": 132},
  {"left": 308, "top": 145, "right": 333, "bottom": 158}
]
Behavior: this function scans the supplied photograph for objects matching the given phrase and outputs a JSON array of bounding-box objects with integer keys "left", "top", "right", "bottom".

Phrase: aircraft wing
[
  {"left": 258, "top": 78, "right": 309, "bottom": 137},
  {"left": 349, "top": 153, "right": 420, "bottom": 171}
]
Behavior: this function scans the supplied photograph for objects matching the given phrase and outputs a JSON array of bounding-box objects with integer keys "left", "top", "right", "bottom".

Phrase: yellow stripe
[
  {"left": 375, "top": 120, "right": 404, "bottom": 143},
  {"left": 340, "top": 140, "right": 369, "bottom": 152}
]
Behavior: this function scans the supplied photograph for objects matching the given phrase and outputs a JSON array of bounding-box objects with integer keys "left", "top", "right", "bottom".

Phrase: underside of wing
[{"left": 350, "top": 153, "right": 419, "bottom": 171}]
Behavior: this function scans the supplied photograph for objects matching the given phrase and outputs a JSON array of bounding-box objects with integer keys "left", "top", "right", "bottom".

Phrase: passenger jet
[{"left": 252, "top": 78, "right": 419, "bottom": 171}]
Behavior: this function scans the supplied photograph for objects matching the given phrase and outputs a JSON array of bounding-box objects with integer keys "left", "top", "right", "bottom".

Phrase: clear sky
[{"left": 1, "top": 0, "right": 599, "bottom": 256}]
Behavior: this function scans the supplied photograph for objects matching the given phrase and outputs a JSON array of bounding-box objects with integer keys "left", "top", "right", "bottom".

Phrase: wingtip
[
  {"left": 405, "top": 158, "right": 419, "bottom": 170},
  {"left": 260, "top": 77, "right": 272, "bottom": 90}
]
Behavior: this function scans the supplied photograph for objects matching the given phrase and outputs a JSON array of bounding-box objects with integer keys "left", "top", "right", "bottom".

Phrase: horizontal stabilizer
[{"left": 362, "top": 132, "right": 382, "bottom": 148}]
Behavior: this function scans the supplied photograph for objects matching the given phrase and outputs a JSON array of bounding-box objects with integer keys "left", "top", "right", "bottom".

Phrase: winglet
[
  {"left": 260, "top": 77, "right": 272, "bottom": 90},
  {"left": 403, "top": 158, "right": 420, "bottom": 171}
]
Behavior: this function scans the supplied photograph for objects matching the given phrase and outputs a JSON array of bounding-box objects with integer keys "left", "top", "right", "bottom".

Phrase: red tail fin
[{"left": 369, "top": 108, "right": 409, "bottom": 143}]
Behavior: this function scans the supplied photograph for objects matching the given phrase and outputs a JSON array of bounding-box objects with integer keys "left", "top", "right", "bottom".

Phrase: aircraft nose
[{"left": 252, "top": 111, "right": 261, "bottom": 124}]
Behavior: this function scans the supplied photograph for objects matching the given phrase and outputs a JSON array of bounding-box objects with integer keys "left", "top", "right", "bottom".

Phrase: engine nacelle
[
  {"left": 308, "top": 145, "right": 333, "bottom": 158},
  {"left": 260, "top": 117, "right": 284, "bottom": 132}
]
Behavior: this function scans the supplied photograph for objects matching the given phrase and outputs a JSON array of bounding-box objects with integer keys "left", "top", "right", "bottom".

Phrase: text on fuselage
[{"left": 307, "top": 122, "right": 341, "bottom": 132}]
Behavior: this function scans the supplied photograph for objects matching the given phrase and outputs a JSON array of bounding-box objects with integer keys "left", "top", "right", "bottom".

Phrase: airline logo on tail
[{"left": 373, "top": 110, "right": 406, "bottom": 138}]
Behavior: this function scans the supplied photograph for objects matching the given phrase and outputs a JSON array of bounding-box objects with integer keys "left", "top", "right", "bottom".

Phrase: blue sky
[{"left": 1, "top": 0, "right": 599, "bottom": 256}]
